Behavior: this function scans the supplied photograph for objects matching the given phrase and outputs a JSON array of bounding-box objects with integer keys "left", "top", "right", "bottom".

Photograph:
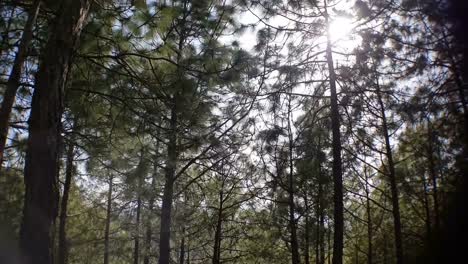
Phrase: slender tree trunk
[
  {"left": 158, "top": 102, "right": 178, "bottom": 264},
  {"left": 144, "top": 189, "right": 154, "bottom": 264},
  {"left": 104, "top": 174, "right": 113, "bottom": 264},
  {"left": 179, "top": 227, "right": 186, "bottom": 264},
  {"left": 212, "top": 191, "right": 223, "bottom": 264},
  {"left": 19, "top": 1, "right": 91, "bottom": 263},
  {"left": 426, "top": 121, "right": 440, "bottom": 230},
  {"left": 364, "top": 170, "right": 373, "bottom": 264},
  {"left": 327, "top": 223, "right": 331, "bottom": 264},
  {"left": 319, "top": 210, "right": 325, "bottom": 264},
  {"left": 134, "top": 188, "right": 142, "bottom": 264},
  {"left": 324, "top": 3, "right": 344, "bottom": 263},
  {"left": 287, "top": 93, "right": 300, "bottom": 264},
  {"left": 144, "top": 199, "right": 153, "bottom": 264},
  {"left": 134, "top": 150, "right": 146, "bottom": 264},
  {"left": 375, "top": 82, "right": 404, "bottom": 264},
  {"left": 0, "top": 0, "right": 41, "bottom": 167},
  {"left": 354, "top": 244, "right": 359, "bottom": 264},
  {"left": 145, "top": 140, "right": 160, "bottom": 264},
  {"left": 57, "top": 133, "right": 75, "bottom": 264},
  {"left": 421, "top": 171, "right": 432, "bottom": 242},
  {"left": 303, "top": 194, "right": 310, "bottom": 264},
  {"left": 304, "top": 214, "right": 310, "bottom": 264},
  {"left": 314, "top": 188, "right": 320, "bottom": 264},
  {"left": 318, "top": 159, "right": 325, "bottom": 264}
]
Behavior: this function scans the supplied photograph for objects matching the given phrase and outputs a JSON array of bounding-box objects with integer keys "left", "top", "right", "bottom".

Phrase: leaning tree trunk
[
  {"left": 0, "top": 0, "right": 41, "bottom": 167},
  {"left": 375, "top": 81, "right": 404, "bottom": 264},
  {"left": 158, "top": 102, "right": 178, "bottom": 264},
  {"left": 324, "top": 4, "right": 344, "bottom": 264},
  {"left": 19, "top": 1, "right": 91, "bottom": 264},
  {"left": 57, "top": 131, "right": 76, "bottom": 264}
]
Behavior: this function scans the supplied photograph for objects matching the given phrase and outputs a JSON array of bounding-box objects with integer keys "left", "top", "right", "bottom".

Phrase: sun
[
  {"left": 328, "top": 16, "right": 356, "bottom": 50},
  {"left": 329, "top": 16, "right": 354, "bottom": 41}
]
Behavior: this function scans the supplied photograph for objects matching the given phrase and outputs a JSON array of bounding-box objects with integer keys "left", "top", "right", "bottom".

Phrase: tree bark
[
  {"left": 0, "top": 0, "right": 41, "bottom": 167},
  {"left": 104, "top": 174, "right": 113, "bottom": 264},
  {"left": 57, "top": 133, "right": 75, "bottom": 264},
  {"left": 375, "top": 81, "right": 404, "bottom": 264},
  {"left": 158, "top": 102, "right": 178, "bottom": 264},
  {"left": 324, "top": 3, "right": 344, "bottom": 263},
  {"left": 19, "top": 1, "right": 91, "bottom": 264}
]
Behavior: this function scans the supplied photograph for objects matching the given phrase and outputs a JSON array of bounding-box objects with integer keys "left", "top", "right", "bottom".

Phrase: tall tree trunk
[
  {"left": 318, "top": 157, "right": 325, "bottom": 264},
  {"left": 134, "top": 187, "right": 142, "bottom": 264},
  {"left": 212, "top": 191, "right": 223, "bottom": 264},
  {"left": 19, "top": 1, "right": 91, "bottom": 264},
  {"left": 327, "top": 223, "right": 331, "bottom": 264},
  {"left": 304, "top": 194, "right": 310, "bottom": 264},
  {"left": 324, "top": 3, "right": 344, "bottom": 263},
  {"left": 421, "top": 170, "right": 432, "bottom": 243},
  {"left": 319, "top": 210, "right": 325, "bottom": 264},
  {"left": 179, "top": 227, "right": 186, "bottom": 264},
  {"left": 287, "top": 93, "right": 300, "bottom": 264},
  {"left": 314, "top": 188, "right": 320, "bottom": 264},
  {"left": 144, "top": 186, "right": 154, "bottom": 264},
  {"left": 104, "top": 174, "right": 113, "bottom": 264},
  {"left": 304, "top": 214, "right": 310, "bottom": 264},
  {"left": 134, "top": 150, "right": 146, "bottom": 264},
  {"left": 364, "top": 169, "right": 373, "bottom": 264},
  {"left": 57, "top": 132, "right": 75, "bottom": 264},
  {"left": 144, "top": 140, "right": 160, "bottom": 264},
  {"left": 354, "top": 244, "right": 359, "bottom": 264},
  {"left": 0, "top": 0, "right": 41, "bottom": 167},
  {"left": 375, "top": 81, "right": 404, "bottom": 264},
  {"left": 158, "top": 102, "right": 178, "bottom": 264},
  {"left": 426, "top": 121, "right": 440, "bottom": 230}
]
